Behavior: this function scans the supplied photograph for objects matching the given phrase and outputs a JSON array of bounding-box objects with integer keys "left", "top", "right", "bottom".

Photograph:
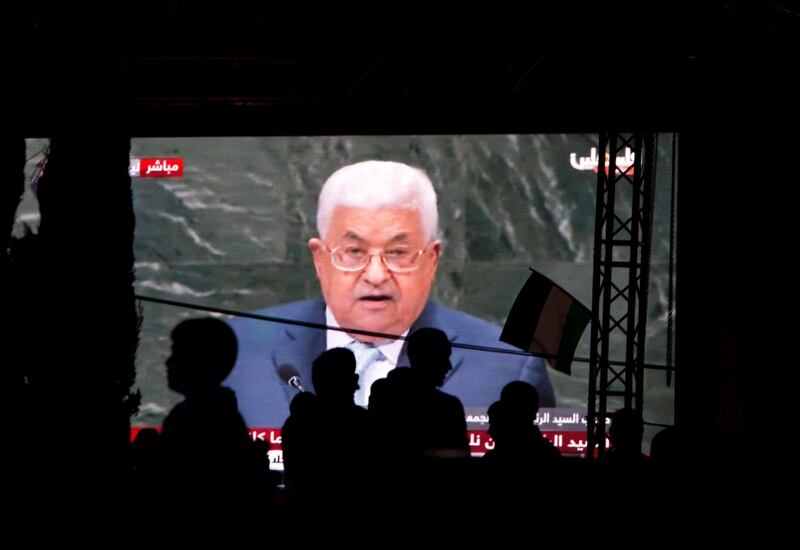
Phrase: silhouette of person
[
  {"left": 224, "top": 160, "right": 556, "bottom": 429},
  {"left": 369, "top": 327, "right": 469, "bottom": 459},
  {"left": 484, "top": 381, "right": 561, "bottom": 466},
  {"left": 478, "top": 381, "right": 562, "bottom": 510},
  {"left": 648, "top": 424, "right": 683, "bottom": 511},
  {"left": 161, "top": 317, "right": 272, "bottom": 511},
  {"left": 280, "top": 390, "right": 323, "bottom": 507},
  {"left": 500, "top": 380, "right": 544, "bottom": 425},
  {"left": 600, "top": 407, "right": 650, "bottom": 468},
  {"left": 505, "top": 381, "right": 560, "bottom": 457},
  {"left": 650, "top": 425, "right": 680, "bottom": 469},
  {"left": 281, "top": 347, "right": 370, "bottom": 511}
]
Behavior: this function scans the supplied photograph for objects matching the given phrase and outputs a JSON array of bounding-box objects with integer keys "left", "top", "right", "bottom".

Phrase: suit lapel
[{"left": 273, "top": 298, "right": 326, "bottom": 392}]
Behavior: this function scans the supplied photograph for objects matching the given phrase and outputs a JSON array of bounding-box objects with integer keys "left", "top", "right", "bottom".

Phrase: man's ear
[
  {"left": 308, "top": 237, "right": 324, "bottom": 254},
  {"left": 429, "top": 239, "right": 443, "bottom": 265},
  {"left": 308, "top": 238, "right": 325, "bottom": 276}
]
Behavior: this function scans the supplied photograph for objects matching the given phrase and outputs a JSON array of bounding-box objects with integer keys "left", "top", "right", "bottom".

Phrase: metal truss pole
[{"left": 587, "top": 131, "right": 656, "bottom": 459}]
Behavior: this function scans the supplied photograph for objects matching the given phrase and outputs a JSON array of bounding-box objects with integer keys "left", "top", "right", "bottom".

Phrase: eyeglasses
[{"left": 321, "top": 242, "right": 427, "bottom": 273}]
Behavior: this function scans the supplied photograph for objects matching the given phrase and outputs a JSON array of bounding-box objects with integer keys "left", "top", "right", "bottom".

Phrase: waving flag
[{"left": 500, "top": 268, "right": 591, "bottom": 375}]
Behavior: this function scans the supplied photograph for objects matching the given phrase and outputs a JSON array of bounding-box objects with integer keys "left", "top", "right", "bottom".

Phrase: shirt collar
[{"left": 325, "top": 307, "right": 407, "bottom": 366}]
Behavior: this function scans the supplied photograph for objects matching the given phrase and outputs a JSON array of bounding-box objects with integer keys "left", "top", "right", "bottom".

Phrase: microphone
[{"left": 277, "top": 364, "right": 305, "bottom": 392}]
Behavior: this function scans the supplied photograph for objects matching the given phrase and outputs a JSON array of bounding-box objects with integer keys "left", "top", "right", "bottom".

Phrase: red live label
[{"left": 129, "top": 158, "right": 184, "bottom": 178}]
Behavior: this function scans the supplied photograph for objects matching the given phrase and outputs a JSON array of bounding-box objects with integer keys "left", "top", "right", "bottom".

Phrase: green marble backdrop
[{"left": 18, "top": 135, "right": 675, "bottom": 437}]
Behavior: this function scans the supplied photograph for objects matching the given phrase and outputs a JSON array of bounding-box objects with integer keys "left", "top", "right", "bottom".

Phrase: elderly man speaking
[{"left": 224, "top": 160, "right": 555, "bottom": 428}]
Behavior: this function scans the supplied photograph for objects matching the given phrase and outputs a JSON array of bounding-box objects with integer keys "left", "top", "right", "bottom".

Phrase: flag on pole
[{"left": 500, "top": 268, "right": 591, "bottom": 375}]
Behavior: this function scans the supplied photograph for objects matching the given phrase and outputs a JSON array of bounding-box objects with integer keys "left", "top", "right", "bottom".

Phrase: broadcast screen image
[{"left": 21, "top": 134, "right": 677, "bottom": 463}]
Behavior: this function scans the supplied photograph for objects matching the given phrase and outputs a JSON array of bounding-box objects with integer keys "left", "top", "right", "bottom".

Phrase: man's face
[{"left": 309, "top": 206, "right": 441, "bottom": 344}]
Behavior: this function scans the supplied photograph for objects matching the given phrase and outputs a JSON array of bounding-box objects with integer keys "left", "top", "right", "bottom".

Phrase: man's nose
[{"left": 362, "top": 254, "right": 392, "bottom": 285}]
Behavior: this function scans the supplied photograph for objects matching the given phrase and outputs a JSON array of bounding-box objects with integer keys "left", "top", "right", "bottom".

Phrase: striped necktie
[{"left": 347, "top": 340, "right": 385, "bottom": 407}]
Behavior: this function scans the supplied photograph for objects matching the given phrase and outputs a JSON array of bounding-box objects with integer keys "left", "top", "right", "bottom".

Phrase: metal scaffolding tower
[{"left": 587, "top": 131, "right": 657, "bottom": 458}]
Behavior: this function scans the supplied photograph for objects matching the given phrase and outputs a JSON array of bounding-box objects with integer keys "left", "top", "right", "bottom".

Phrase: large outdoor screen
[{"left": 19, "top": 134, "right": 677, "bottom": 465}]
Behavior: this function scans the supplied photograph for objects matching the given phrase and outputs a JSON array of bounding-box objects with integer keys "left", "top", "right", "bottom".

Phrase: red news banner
[
  {"left": 132, "top": 407, "right": 601, "bottom": 469},
  {"left": 463, "top": 406, "right": 600, "bottom": 456},
  {"left": 245, "top": 408, "right": 600, "bottom": 469},
  {"left": 129, "top": 158, "right": 184, "bottom": 178},
  {"left": 245, "top": 428, "right": 591, "bottom": 469}
]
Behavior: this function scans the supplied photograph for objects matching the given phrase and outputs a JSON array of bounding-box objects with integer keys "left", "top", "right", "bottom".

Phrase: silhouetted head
[
  {"left": 608, "top": 407, "right": 644, "bottom": 452},
  {"left": 650, "top": 425, "right": 680, "bottom": 466},
  {"left": 166, "top": 317, "right": 238, "bottom": 396},
  {"left": 311, "top": 347, "right": 359, "bottom": 403},
  {"left": 487, "top": 399, "right": 512, "bottom": 444},
  {"left": 407, "top": 327, "right": 452, "bottom": 387},
  {"left": 500, "top": 380, "right": 540, "bottom": 423}
]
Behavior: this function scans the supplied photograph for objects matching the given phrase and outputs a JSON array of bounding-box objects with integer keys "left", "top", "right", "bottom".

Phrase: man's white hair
[{"left": 317, "top": 160, "right": 439, "bottom": 241}]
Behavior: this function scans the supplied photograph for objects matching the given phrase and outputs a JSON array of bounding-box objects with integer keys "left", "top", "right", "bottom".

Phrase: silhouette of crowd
[{"left": 130, "top": 319, "right": 704, "bottom": 533}]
